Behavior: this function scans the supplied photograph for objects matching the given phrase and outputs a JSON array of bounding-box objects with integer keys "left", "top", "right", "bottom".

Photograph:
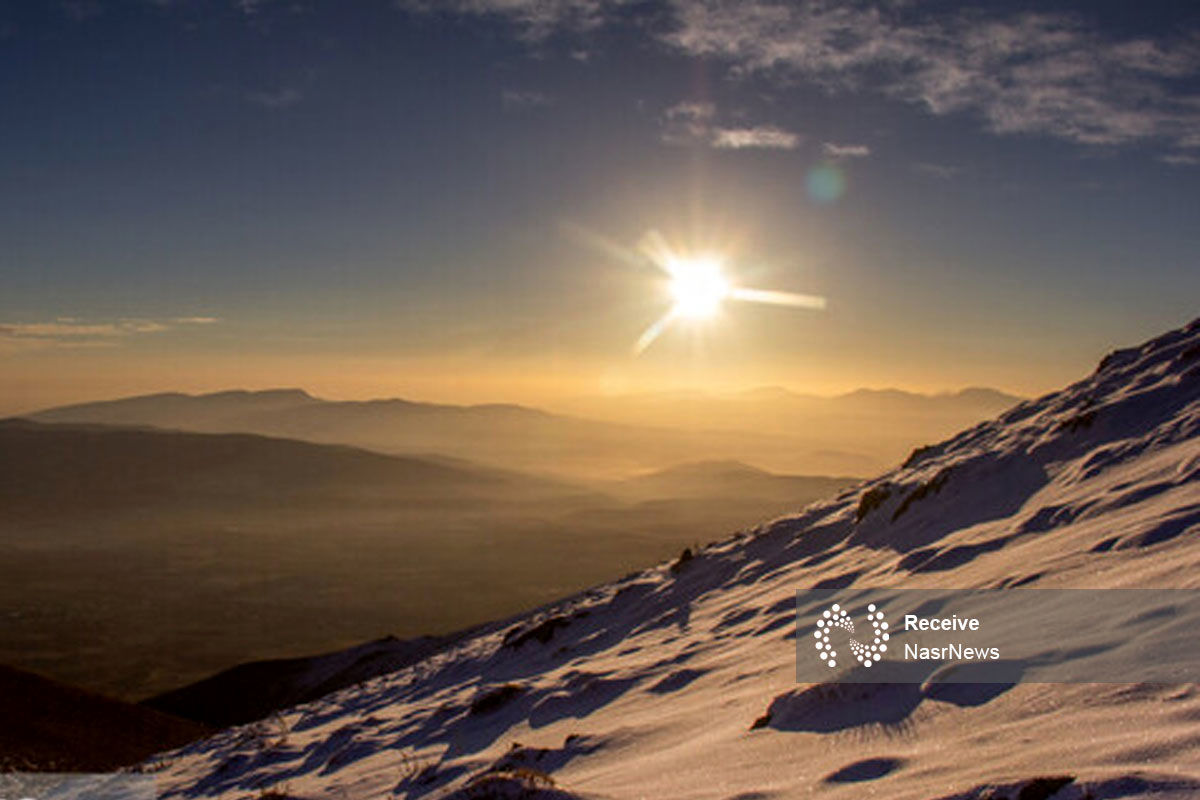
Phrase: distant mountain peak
[
  {"left": 837, "top": 386, "right": 914, "bottom": 400},
  {"left": 201, "top": 388, "right": 317, "bottom": 402},
  {"left": 947, "top": 386, "right": 1024, "bottom": 402}
]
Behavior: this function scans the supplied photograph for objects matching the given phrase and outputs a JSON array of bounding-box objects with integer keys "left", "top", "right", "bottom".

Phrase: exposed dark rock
[
  {"left": 469, "top": 684, "right": 525, "bottom": 716},
  {"left": 892, "top": 469, "right": 951, "bottom": 522},
  {"left": 855, "top": 484, "right": 893, "bottom": 523}
]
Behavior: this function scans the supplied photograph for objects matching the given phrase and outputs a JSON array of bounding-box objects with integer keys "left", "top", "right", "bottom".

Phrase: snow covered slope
[{"left": 145, "top": 320, "right": 1200, "bottom": 800}]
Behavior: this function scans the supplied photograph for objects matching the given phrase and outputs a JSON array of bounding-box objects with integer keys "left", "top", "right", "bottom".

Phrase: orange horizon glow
[{"left": 1, "top": 345, "right": 1100, "bottom": 420}]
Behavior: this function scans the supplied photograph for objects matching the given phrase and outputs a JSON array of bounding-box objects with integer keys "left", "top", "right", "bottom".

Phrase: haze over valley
[{"left": 0, "top": 382, "right": 1019, "bottom": 700}]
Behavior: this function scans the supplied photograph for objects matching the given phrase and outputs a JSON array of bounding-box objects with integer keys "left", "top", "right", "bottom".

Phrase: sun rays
[{"left": 633, "top": 229, "right": 826, "bottom": 354}]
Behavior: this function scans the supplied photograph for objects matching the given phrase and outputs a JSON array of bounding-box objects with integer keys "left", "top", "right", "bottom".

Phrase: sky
[{"left": 1, "top": 0, "right": 1198, "bottom": 415}]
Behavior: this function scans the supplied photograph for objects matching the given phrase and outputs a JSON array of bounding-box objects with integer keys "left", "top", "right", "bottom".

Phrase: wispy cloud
[
  {"left": 660, "top": 101, "right": 799, "bottom": 150},
  {"left": 502, "top": 89, "right": 553, "bottom": 110},
  {"left": 406, "top": 1, "right": 1200, "bottom": 155},
  {"left": 232, "top": 0, "right": 315, "bottom": 18},
  {"left": 1161, "top": 153, "right": 1200, "bottom": 166},
  {"left": 711, "top": 126, "right": 800, "bottom": 150},
  {"left": 659, "top": 100, "right": 714, "bottom": 146},
  {"left": 397, "top": 0, "right": 620, "bottom": 42},
  {"left": 245, "top": 87, "right": 303, "bottom": 109},
  {"left": 664, "top": 100, "right": 714, "bottom": 120},
  {"left": 823, "top": 142, "right": 871, "bottom": 159},
  {"left": 663, "top": 3, "right": 1200, "bottom": 152},
  {"left": 912, "top": 161, "right": 961, "bottom": 179},
  {"left": 0, "top": 316, "right": 220, "bottom": 352}
]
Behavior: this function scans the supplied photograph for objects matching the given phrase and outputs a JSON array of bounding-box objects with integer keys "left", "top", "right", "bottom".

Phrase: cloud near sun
[
  {"left": 403, "top": 0, "right": 1200, "bottom": 158},
  {"left": 659, "top": 102, "right": 802, "bottom": 150}
]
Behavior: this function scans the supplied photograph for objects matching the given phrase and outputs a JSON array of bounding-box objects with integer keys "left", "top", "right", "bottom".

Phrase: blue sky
[{"left": 1, "top": 0, "right": 1198, "bottom": 412}]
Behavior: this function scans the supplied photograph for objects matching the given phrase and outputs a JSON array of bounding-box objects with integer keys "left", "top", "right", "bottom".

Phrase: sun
[
  {"left": 667, "top": 256, "right": 731, "bottom": 319},
  {"left": 627, "top": 228, "right": 827, "bottom": 354}
]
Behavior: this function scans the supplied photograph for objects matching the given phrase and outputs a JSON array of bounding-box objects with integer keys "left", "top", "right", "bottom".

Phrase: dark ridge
[
  {"left": 144, "top": 633, "right": 466, "bottom": 728},
  {"left": 0, "top": 664, "right": 210, "bottom": 772}
]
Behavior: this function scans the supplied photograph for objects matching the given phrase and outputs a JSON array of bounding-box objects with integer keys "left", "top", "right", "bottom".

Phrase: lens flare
[{"left": 806, "top": 164, "right": 846, "bottom": 204}]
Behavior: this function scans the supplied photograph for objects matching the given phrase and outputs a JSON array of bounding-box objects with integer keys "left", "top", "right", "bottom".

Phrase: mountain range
[{"left": 29, "top": 384, "right": 1022, "bottom": 479}]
